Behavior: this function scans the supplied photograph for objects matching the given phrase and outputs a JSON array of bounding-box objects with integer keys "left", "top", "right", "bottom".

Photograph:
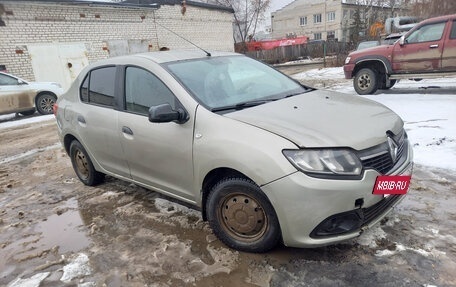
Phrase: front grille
[
  {"left": 359, "top": 129, "right": 407, "bottom": 175},
  {"left": 363, "top": 195, "right": 402, "bottom": 223}
]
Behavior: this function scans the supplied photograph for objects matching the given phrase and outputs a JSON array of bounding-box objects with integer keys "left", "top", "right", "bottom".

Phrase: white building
[{"left": 271, "top": 0, "right": 410, "bottom": 42}]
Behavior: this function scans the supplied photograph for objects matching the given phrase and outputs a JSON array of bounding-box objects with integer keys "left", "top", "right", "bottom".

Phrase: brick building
[{"left": 0, "top": 0, "right": 234, "bottom": 89}]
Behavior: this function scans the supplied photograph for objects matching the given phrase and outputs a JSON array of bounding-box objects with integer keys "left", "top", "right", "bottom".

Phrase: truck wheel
[{"left": 354, "top": 68, "right": 378, "bottom": 95}]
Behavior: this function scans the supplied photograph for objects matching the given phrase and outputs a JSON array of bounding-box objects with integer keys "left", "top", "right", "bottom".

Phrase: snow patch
[
  {"left": 375, "top": 243, "right": 446, "bottom": 258},
  {"left": 0, "top": 114, "right": 55, "bottom": 130},
  {"left": 356, "top": 226, "right": 387, "bottom": 248},
  {"left": 60, "top": 253, "right": 92, "bottom": 283},
  {"left": 7, "top": 272, "right": 50, "bottom": 287},
  {"left": 0, "top": 142, "right": 61, "bottom": 164}
]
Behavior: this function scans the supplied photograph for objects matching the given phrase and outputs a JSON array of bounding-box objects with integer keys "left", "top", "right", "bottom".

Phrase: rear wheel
[
  {"left": 354, "top": 68, "right": 378, "bottom": 95},
  {"left": 206, "top": 178, "right": 281, "bottom": 253},
  {"left": 36, "top": 93, "right": 57, "bottom": 115},
  {"left": 69, "top": 140, "right": 104, "bottom": 186}
]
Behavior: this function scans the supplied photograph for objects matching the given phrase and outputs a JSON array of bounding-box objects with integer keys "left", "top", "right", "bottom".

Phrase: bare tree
[
  {"left": 212, "top": 0, "right": 270, "bottom": 46},
  {"left": 410, "top": 0, "right": 456, "bottom": 18}
]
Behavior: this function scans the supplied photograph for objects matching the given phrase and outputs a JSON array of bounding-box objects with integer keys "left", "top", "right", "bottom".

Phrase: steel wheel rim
[
  {"left": 218, "top": 192, "right": 268, "bottom": 242},
  {"left": 74, "top": 149, "right": 89, "bottom": 179},
  {"left": 39, "top": 96, "right": 55, "bottom": 113},
  {"left": 357, "top": 73, "right": 371, "bottom": 90}
]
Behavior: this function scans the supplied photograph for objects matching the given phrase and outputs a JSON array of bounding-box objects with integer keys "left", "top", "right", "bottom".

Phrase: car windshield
[
  {"left": 165, "top": 55, "right": 307, "bottom": 111},
  {"left": 356, "top": 41, "right": 379, "bottom": 50}
]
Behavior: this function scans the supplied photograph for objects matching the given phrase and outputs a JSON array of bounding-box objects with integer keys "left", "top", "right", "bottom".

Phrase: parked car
[
  {"left": 55, "top": 50, "right": 413, "bottom": 252},
  {"left": 345, "top": 14, "right": 456, "bottom": 94},
  {"left": 0, "top": 72, "right": 63, "bottom": 116}
]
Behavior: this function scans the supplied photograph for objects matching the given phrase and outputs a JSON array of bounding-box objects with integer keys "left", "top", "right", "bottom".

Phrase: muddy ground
[{"left": 0, "top": 115, "right": 455, "bottom": 287}]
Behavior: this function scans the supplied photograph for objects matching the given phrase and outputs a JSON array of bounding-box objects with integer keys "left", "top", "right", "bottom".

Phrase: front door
[
  {"left": 117, "top": 66, "right": 195, "bottom": 201},
  {"left": 392, "top": 21, "right": 447, "bottom": 73}
]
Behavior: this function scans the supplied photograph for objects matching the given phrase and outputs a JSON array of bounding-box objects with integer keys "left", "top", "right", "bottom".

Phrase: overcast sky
[{"left": 263, "top": 0, "right": 295, "bottom": 28}]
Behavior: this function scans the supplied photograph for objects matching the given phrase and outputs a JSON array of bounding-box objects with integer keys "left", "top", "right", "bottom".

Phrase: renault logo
[{"left": 387, "top": 137, "right": 398, "bottom": 162}]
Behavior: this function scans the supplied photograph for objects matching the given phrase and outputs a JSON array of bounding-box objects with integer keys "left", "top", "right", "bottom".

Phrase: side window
[
  {"left": 79, "top": 67, "right": 116, "bottom": 106},
  {"left": 406, "top": 22, "right": 445, "bottom": 44},
  {"left": 88, "top": 67, "right": 116, "bottom": 107},
  {"left": 0, "top": 74, "right": 19, "bottom": 86},
  {"left": 450, "top": 20, "right": 456, "bottom": 39},
  {"left": 125, "top": 67, "right": 176, "bottom": 115},
  {"left": 80, "top": 75, "right": 89, "bottom": 102}
]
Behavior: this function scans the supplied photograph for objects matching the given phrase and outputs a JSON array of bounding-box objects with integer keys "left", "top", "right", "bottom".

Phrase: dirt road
[{"left": 1, "top": 116, "right": 455, "bottom": 286}]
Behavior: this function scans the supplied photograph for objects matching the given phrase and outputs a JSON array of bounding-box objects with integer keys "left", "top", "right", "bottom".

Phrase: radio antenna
[{"left": 153, "top": 20, "right": 211, "bottom": 57}]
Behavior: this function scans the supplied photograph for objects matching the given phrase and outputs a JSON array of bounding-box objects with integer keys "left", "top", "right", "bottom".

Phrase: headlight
[
  {"left": 283, "top": 149, "right": 362, "bottom": 177},
  {"left": 344, "top": 56, "right": 351, "bottom": 64}
]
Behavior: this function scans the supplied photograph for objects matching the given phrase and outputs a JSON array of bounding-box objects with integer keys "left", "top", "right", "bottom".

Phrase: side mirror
[
  {"left": 148, "top": 103, "right": 188, "bottom": 124},
  {"left": 17, "top": 79, "right": 26, "bottom": 85},
  {"left": 399, "top": 35, "right": 405, "bottom": 46}
]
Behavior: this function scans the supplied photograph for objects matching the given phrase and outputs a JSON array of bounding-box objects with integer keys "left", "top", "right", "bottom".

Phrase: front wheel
[
  {"left": 36, "top": 93, "right": 57, "bottom": 115},
  {"left": 206, "top": 178, "right": 281, "bottom": 253},
  {"left": 69, "top": 140, "right": 104, "bottom": 186},
  {"left": 354, "top": 68, "right": 378, "bottom": 95}
]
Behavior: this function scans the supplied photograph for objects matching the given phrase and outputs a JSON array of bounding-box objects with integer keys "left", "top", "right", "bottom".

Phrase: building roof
[{"left": 3, "top": 0, "right": 234, "bottom": 13}]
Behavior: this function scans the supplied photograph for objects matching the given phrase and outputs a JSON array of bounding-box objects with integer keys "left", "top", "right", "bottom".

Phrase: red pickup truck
[{"left": 344, "top": 14, "right": 456, "bottom": 95}]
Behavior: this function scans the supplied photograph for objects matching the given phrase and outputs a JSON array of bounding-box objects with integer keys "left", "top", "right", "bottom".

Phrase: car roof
[
  {"left": 420, "top": 13, "right": 456, "bottom": 25},
  {"left": 93, "top": 50, "right": 239, "bottom": 66}
]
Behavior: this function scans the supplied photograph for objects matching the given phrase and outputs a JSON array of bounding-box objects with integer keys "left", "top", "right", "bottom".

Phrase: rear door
[
  {"left": 75, "top": 66, "right": 130, "bottom": 177},
  {"left": 391, "top": 20, "right": 447, "bottom": 73},
  {"left": 442, "top": 19, "right": 456, "bottom": 71}
]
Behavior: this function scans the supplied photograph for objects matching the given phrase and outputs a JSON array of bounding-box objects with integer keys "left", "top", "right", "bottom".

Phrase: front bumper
[
  {"left": 343, "top": 64, "right": 355, "bottom": 79},
  {"left": 261, "top": 141, "right": 413, "bottom": 248}
]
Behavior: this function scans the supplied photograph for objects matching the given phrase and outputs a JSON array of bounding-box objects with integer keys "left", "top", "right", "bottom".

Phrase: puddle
[{"left": 34, "top": 198, "right": 91, "bottom": 253}]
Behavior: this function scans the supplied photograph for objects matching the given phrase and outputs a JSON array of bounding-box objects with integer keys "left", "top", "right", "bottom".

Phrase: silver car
[
  {"left": 55, "top": 51, "right": 413, "bottom": 252},
  {"left": 0, "top": 72, "right": 63, "bottom": 116}
]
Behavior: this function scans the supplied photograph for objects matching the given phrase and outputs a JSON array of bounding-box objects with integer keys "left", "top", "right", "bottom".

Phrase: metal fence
[{"left": 244, "top": 41, "right": 356, "bottom": 66}]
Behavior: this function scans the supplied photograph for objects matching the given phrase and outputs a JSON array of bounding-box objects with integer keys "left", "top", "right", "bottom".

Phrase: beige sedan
[
  {"left": 0, "top": 72, "right": 63, "bottom": 116},
  {"left": 55, "top": 51, "right": 413, "bottom": 252}
]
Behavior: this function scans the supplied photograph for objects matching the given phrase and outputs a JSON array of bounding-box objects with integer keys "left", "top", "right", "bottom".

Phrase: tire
[
  {"left": 354, "top": 68, "right": 378, "bottom": 95},
  {"left": 69, "top": 140, "right": 104, "bottom": 186},
  {"left": 206, "top": 178, "right": 281, "bottom": 253},
  {"left": 19, "top": 109, "right": 36, "bottom": 116},
  {"left": 35, "top": 93, "right": 57, "bottom": 115}
]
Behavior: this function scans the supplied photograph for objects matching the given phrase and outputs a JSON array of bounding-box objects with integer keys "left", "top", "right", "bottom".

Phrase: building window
[
  {"left": 327, "top": 30, "right": 335, "bottom": 39},
  {"left": 313, "top": 14, "right": 322, "bottom": 24},
  {"left": 314, "top": 33, "right": 322, "bottom": 40},
  {"left": 300, "top": 16, "right": 307, "bottom": 26},
  {"left": 327, "top": 11, "right": 336, "bottom": 22}
]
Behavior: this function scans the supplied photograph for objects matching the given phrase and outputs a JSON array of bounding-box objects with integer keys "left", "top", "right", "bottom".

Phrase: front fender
[{"left": 193, "top": 107, "right": 298, "bottom": 203}]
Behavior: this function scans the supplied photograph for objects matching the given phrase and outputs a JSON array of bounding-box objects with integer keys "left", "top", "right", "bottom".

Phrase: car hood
[
  {"left": 225, "top": 90, "right": 403, "bottom": 150},
  {"left": 348, "top": 44, "right": 393, "bottom": 58}
]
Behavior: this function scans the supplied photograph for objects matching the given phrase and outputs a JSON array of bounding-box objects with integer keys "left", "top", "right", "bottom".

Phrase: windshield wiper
[{"left": 211, "top": 99, "right": 276, "bottom": 112}]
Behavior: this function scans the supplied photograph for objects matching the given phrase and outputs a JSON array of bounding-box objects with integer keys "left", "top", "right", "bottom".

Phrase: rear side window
[
  {"left": 450, "top": 20, "right": 456, "bottom": 39},
  {"left": 124, "top": 67, "right": 176, "bottom": 115},
  {"left": 80, "top": 66, "right": 116, "bottom": 107}
]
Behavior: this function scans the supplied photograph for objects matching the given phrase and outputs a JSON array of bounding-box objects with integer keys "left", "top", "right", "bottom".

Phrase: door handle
[
  {"left": 122, "top": 126, "right": 133, "bottom": 135},
  {"left": 429, "top": 44, "right": 439, "bottom": 48},
  {"left": 77, "top": 115, "right": 86, "bottom": 124}
]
